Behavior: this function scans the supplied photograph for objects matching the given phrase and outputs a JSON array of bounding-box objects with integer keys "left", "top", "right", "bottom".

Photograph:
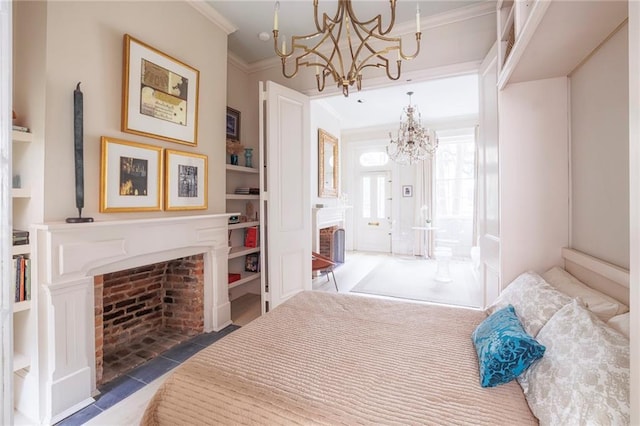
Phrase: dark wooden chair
[{"left": 312, "top": 251, "right": 338, "bottom": 291}]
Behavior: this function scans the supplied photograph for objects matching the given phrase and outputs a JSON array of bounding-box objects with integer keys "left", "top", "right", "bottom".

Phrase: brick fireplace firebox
[{"left": 94, "top": 254, "right": 205, "bottom": 385}]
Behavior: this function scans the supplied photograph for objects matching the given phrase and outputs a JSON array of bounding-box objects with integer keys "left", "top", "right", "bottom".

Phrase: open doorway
[{"left": 311, "top": 74, "right": 481, "bottom": 308}]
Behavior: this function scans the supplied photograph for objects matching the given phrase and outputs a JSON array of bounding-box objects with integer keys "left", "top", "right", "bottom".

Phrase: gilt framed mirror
[{"left": 318, "top": 129, "right": 339, "bottom": 198}]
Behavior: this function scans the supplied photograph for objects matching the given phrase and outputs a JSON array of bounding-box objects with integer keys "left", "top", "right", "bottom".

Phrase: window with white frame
[{"left": 433, "top": 128, "right": 476, "bottom": 257}]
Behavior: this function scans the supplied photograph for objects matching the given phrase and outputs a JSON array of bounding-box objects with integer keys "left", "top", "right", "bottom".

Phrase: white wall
[
  {"left": 570, "top": 24, "right": 629, "bottom": 269},
  {"left": 628, "top": 3, "right": 640, "bottom": 422},
  {"left": 12, "top": 1, "right": 46, "bottom": 229},
  {"left": 14, "top": 1, "right": 229, "bottom": 222},
  {"left": 310, "top": 101, "right": 341, "bottom": 207},
  {"left": 227, "top": 60, "right": 259, "bottom": 155},
  {"left": 499, "top": 77, "right": 570, "bottom": 285}
]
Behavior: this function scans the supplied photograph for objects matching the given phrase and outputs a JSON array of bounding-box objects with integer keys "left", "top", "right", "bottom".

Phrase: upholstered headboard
[{"left": 562, "top": 247, "right": 630, "bottom": 306}]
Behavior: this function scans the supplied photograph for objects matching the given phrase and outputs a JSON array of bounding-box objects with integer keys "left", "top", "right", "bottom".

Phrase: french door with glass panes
[{"left": 356, "top": 171, "right": 392, "bottom": 252}]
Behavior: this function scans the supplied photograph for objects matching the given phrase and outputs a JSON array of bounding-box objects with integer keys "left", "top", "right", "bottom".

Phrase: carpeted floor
[{"left": 350, "top": 257, "right": 482, "bottom": 308}]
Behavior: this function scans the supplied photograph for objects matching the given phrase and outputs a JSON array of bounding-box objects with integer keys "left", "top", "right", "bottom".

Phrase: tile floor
[
  {"left": 56, "top": 324, "right": 240, "bottom": 426},
  {"left": 101, "top": 328, "right": 200, "bottom": 384}
]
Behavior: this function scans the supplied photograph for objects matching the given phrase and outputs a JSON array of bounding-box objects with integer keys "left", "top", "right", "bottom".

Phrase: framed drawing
[
  {"left": 122, "top": 34, "right": 200, "bottom": 146},
  {"left": 402, "top": 185, "right": 413, "bottom": 197},
  {"left": 226, "top": 107, "right": 240, "bottom": 141},
  {"left": 100, "top": 136, "right": 163, "bottom": 212},
  {"left": 318, "top": 129, "right": 339, "bottom": 198},
  {"left": 164, "top": 149, "right": 208, "bottom": 210}
]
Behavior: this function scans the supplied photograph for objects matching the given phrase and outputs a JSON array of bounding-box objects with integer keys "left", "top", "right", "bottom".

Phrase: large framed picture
[
  {"left": 100, "top": 136, "right": 163, "bottom": 212},
  {"left": 122, "top": 34, "right": 200, "bottom": 146},
  {"left": 226, "top": 107, "right": 240, "bottom": 141},
  {"left": 164, "top": 149, "right": 208, "bottom": 210}
]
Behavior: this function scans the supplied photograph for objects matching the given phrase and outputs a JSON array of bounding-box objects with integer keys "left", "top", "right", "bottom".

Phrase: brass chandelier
[
  {"left": 273, "top": 0, "right": 422, "bottom": 97},
  {"left": 387, "top": 91, "right": 438, "bottom": 165}
]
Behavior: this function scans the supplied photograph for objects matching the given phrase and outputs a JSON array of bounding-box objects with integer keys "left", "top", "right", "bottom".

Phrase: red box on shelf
[
  {"left": 244, "top": 226, "right": 259, "bottom": 248},
  {"left": 228, "top": 273, "right": 241, "bottom": 284}
]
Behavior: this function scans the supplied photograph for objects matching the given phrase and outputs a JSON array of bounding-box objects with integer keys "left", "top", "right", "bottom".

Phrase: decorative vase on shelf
[
  {"left": 230, "top": 154, "right": 239, "bottom": 165},
  {"left": 244, "top": 148, "right": 253, "bottom": 168}
]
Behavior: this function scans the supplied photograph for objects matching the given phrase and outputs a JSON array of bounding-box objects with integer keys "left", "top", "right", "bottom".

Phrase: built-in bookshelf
[
  {"left": 225, "top": 163, "right": 262, "bottom": 324},
  {"left": 11, "top": 127, "right": 42, "bottom": 421},
  {"left": 11, "top": 131, "right": 34, "bottom": 376},
  {"left": 496, "top": 0, "right": 626, "bottom": 89}
]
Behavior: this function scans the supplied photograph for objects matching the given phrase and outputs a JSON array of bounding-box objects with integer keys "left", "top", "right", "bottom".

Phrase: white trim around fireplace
[{"left": 30, "top": 214, "right": 231, "bottom": 424}]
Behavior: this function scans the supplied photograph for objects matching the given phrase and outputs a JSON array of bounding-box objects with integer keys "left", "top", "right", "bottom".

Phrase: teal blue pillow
[{"left": 472, "top": 304, "right": 545, "bottom": 388}]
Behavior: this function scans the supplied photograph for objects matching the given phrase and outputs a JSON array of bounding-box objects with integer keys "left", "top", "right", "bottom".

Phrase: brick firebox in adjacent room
[
  {"left": 319, "top": 225, "right": 339, "bottom": 260},
  {"left": 94, "top": 254, "right": 204, "bottom": 386}
]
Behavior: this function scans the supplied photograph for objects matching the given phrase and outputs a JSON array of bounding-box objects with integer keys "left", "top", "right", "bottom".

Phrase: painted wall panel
[
  {"left": 570, "top": 24, "right": 629, "bottom": 269},
  {"left": 499, "top": 77, "right": 569, "bottom": 285}
]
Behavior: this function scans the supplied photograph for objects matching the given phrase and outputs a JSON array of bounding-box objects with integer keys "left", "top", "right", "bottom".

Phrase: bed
[{"left": 142, "top": 248, "right": 630, "bottom": 425}]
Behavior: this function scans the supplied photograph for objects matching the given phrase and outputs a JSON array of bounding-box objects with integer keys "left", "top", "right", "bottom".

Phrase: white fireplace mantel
[{"left": 30, "top": 214, "right": 231, "bottom": 424}]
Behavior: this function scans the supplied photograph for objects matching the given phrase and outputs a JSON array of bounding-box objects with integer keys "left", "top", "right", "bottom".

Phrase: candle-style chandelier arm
[
  {"left": 273, "top": 0, "right": 421, "bottom": 96},
  {"left": 345, "top": 0, "right": 397, "bottom": 35}
]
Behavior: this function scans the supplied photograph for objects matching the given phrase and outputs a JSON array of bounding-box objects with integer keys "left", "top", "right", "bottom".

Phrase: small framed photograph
[
  {"left": 100, "top": 136, "right": 163, "bottom": 212},
  {"left": 226, "top": 107, "right": 240, "bottom": 141},
  {"left": 402, "top": 185, "right": 413, "bottom": 197},
  {"left": 164, "top": 149, "right": 208, "bottom": 210},
  {"left": 245, "top": 253, "right": 259, "bottom": 272},
  {"left": 122, "top": 34, "right": 200, "bottom": 146}
]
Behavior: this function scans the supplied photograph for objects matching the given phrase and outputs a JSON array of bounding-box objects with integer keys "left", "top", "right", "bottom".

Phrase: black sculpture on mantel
[{"left": 66, "top": 82, "right": 94, "bottom": 223}]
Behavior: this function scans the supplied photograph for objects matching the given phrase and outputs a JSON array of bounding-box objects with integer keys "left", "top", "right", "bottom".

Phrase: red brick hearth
[{"left": 94, "top": 254, "right": 204, "bottom": 385}]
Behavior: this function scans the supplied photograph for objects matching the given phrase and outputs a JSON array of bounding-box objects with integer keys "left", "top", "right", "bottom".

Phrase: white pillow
[
  {"left": 486, "top": 271, "right": 572, "bottom": 337},
  {"left": 542, "top": 266, "right": 628, "bottom": 322},
  {"left": 518, "top": 300, "right": 629, "bottom": 426},
  {"left": 607, "top": 312, "right": 630, "bottom": 339}
]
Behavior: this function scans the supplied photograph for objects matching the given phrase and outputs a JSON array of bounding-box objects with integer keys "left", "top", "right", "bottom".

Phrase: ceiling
[
  {"left": 208, "top": 0, "right": 487, "bottom": 129},
  {"left": 317, "top": 73, "right": 478, "bottom": 130},
  {"left": 208, "top": 0, "right": 487, "bottom": 65}
]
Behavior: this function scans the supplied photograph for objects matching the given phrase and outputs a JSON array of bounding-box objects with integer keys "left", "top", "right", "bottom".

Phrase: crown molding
[
  {"left": 395, "top": 1, "right": 496, "bottom": 34},
  {"left": 186, "top": 0, "right": 237, "bottom": 35},
  {"left": 228, "top": 51, "right": 250, "bottom": 74},
  {"left": 241, "top": 1, "right": 495, "bottom": 74}
]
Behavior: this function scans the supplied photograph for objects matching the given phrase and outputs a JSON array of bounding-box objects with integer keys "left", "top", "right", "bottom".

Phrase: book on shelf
[
  {"left": 13, "top": 229, "right": 29, "bottom": 246},
  {"left": 25, "top": 258, "right": 31, "bottom": 302},
  {"left": 19, "top": 257, "right": 25, "bottom": 303},
  {"left": 244, "top": 226, "right": 259, "bottom": 248},
  {"left": 234, "top": 187, "right": 260, "bottom": 195},
  {"left": 228, "top": 273, "right": 241, "bottom": 284},
  {"left": 12, "top": 255, "right": 31, "bottom": 302},
  {"left": 12, "top": 125, "right": 30, "bottom": 133}
]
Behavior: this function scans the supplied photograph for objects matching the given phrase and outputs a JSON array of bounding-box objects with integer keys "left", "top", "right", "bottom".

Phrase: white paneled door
[
  {"left": 260, "top": 81, "right": 311, "bottom": 311},
  {"left": 356, "top": 170, "right": 392, "bottom": 253},
  {"left": 478, "top": 45, "right": 500, "bottom": 307}
]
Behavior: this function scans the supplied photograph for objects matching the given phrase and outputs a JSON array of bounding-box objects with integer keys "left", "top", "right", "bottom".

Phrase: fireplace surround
[{"left": 28, "top": 214, "right": 230, "bottom": 424}]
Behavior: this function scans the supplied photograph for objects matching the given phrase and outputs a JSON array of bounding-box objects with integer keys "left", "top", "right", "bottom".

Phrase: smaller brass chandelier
[
  {"left": 273, "top": 0, "right": 422, "bottom": 97},
  {"left": 387, "top": 91, "right": 438, "bottom": 165}
]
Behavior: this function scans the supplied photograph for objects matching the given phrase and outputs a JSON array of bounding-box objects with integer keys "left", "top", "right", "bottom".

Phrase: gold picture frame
[
  {"left": 100, "top": 136, "right": 163, "bottom": 212},
  {"left": 122, "top": 34, "right": 200, "bottom": 146},
  {"left": 164, "top": 149, "right": 208, "bottom": 211},
  {"left": 318, "top": 129, "right": 339, "bottom": 198}
]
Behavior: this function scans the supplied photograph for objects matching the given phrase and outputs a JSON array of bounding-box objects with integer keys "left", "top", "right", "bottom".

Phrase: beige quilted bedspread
[{"left": 141, "top": 291, "right": 537, "bottom": 425}]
